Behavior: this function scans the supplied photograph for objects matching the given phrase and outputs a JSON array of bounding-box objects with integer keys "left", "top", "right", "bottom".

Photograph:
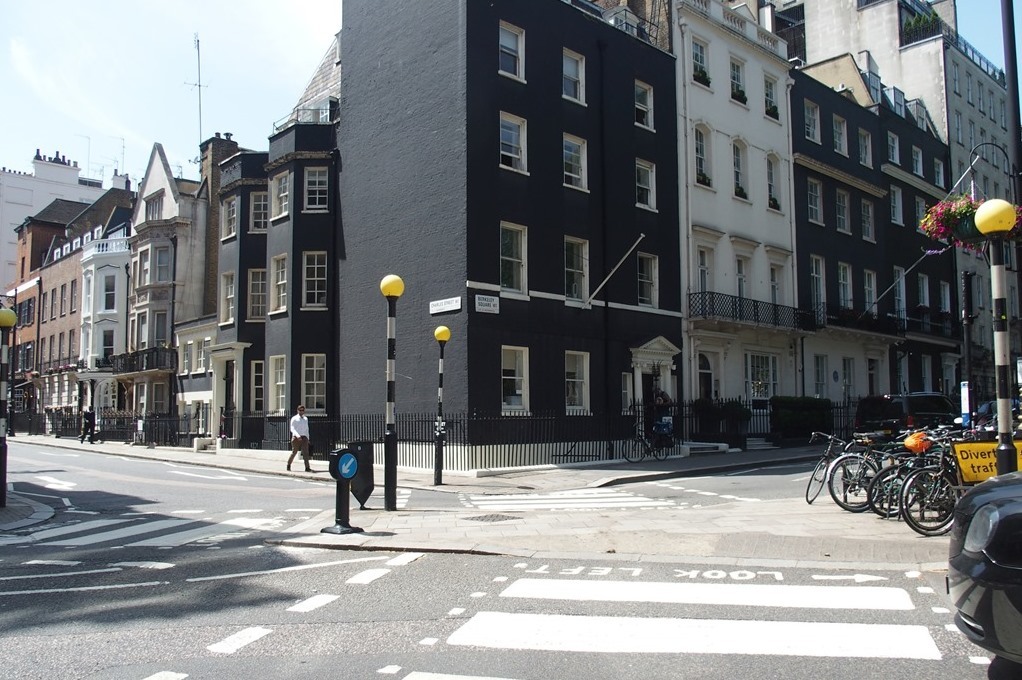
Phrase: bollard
[{"left": 321, "top": 449, "right": 364, "bottom": 535}]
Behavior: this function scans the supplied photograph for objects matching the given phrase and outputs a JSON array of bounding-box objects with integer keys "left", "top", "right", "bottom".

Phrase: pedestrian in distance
[
  {"left": 287, "top": 404, "right": 313, "bottom": 472},
  {"left": 79, "top": 407, "right": 96, "bottom": 444}
]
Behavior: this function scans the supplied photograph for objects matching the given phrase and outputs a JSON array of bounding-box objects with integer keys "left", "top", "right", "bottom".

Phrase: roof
[
  {"left": 294, "top": 36, "right": 341, "bottom": 111},
  {"left": 30, "top": 199, "right": 91, "bottom": 226}
]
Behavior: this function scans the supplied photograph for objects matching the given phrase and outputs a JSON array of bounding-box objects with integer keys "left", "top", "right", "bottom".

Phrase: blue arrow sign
[{"left": 339, "top": 452, "right": 358, "bottom": 479}]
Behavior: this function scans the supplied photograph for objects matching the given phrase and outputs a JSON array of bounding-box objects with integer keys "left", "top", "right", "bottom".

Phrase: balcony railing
[
  {"left": 39, "top": 358, "right": 85, "bottom": 376},
  {"left": 823, "top": 303, "right": 902, "bottom": 335},
  {"left": 111, "top": 346, "right": 177, "bottom": 374},
  {"left": 689, "top": 292, "right": 818, "bottom": 331}
]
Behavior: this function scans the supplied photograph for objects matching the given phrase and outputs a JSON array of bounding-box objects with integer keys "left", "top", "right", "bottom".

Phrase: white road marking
[
  {"left": 448, "top": 612, "right": 941, "bottom": 659},
  {"left": 287, "top": 594, "right": 340, "bottom": 612},
  {"left": 170, "top": 510, "right": 205, "bottom": 514},
  {"left": 43, "top": 519, "right": 195, "bottom": 546},
  {"left": 23, "top": 560, "right": 80, "bottom": 566},
  {"left": 227, "top": 509, "right": 262, "bottom": 513},
  {"left": 932, "top": 606, "right": 950, "bottom": 614},
  {"left": 385, "top": 552, "right": 424, "bottom": 566},
  {"left": 376, "top": 665, "right": 402, "bottom": 674},
  {"left": 142, "top": 673, "right": 188, "bottom": 680},
  {"left": 419, "top": 638, "right": 439, "bottom": 646},
  {"left": 34, "top": 476, "right": 76, "bottom": 490},
  {"left": 812, "top": 574, "right": 888, "bottom": 583},
  {"left": 25, "top": 519, "right": 136, "bottom": 541},
  {"left": 110, "top": 562, "right": 175, "bottom": 570},
  {"left": 471, "top": 592, "right": 487, "bottom": 598},
  {"left": 0, "top": 567, "right": 122, "bottom": 581},
  {"left": 917, "top": 586, "right": 935, "bottom": 594},
  {"left": 347, "top": 568, "right": 390, "bottom": 584},
  {"left": 970, "top": 656, "right": 992, "bottom": 665},
  {"left": 500, "top": 579, "right": 914, "bottom": 610},
  {"left": 168, "top": 471, "right": 248, "bottom": 481},
  {"left": 31, "top": 451, "right": 79, "bottom": 457},
  {"left": 286, "top": 508, "right": 322, "bottom": 512},
  {"left": 207, "top": 627, "right": 272, "bottom": 654},
  {"left": 186, "top": 556, "right": 390, "bottom": 582},
  {"left": 0, "top": 581, "right": 166, "bottom": 596},
  {"left": 448, "top": 608, "right": 465, "bottom": 616},
  {"left": 402, "top": 670, "right": 519, "bottom": 674},
  {"left": 127, "top": 518, "right": 276, "bottom": 547}
]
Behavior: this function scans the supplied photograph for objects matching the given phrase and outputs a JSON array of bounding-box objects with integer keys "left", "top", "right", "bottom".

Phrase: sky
[
  {"left": 0, "top": 0, "right": 341, "bottom": 185},
  {"left": 0, "top": 1, "right": 1017, "bottom": 188}
]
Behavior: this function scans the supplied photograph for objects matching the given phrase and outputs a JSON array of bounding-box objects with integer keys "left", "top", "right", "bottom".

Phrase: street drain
[{"left": 464, "top": 513, "right": 522, "bottom": 523}]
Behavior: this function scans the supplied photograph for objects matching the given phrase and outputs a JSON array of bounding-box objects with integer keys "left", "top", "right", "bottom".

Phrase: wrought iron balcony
[
  {"left": 688, "top": 292, "right": 818, "bottom": 331},
  {"left": 823, "top": 303, "right": 903, "bottom": 336},
  {"left": 111, "top": 347, "right": 177, "bottom": 374}
]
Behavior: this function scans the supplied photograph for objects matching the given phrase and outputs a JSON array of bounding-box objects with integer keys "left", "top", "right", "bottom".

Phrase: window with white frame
[
  {"left": 222, "top": 198, "right": 238, "bottom": 239},
  {"left": 200, "top": 338, "right": 211, "bottom": 371},
  {"left": 139, "top": 250, "right": 150, "bottom": 286},
  {"left": 248, "top": 269, "right": 267, "bottom": 319},
  {"left": 499, "top": 112, "right": 527, "bottom": 171},
  {"left": 746, "top": 352, "right": 777, "bottom": 400},
  {"left": 736, "top": 256, "right": 748, "bottom": 298},
  {"left": 814, "top": 354, "right": 828, "bottom": 398},
  {"left": 634, "top": 80, "right": 653, "bottom": 128},
  {"left": 153, "top": 312, "right": 167, "bottom": 347},
  {"left": 694, "top": 126, "right": 710, "bottom": 185},
  {"left": 732, "top": 142, "right": 746, "bottom": 197},
  {"left": 271, "top": 172, "right": 289, "bottom": 218},
  {"left": 861, "top": 199, "right": 875, "bottom": 240},
  {"left": 59, "top": 284, "right": 66, "bottom": 316},
  {"left": 843, "top": 356, "right": 856, "bottom": 398},
  {"left": 858, "top": 129, "right": 872, "bottom": 166},
  {"left": 562, "top": 49, "right": 584, "bottom": 102},
  {"left": 770, "top": 265, "right": 781, "bottom": 304},
  {"left": 911, "top": 147, "right": 923, "bottom": 176},
  {"left": 302, "top": 354, "right": 326, "bottom": 411},
  {"left": 934, "top": 159, "right": 945, "bottom": 188},
  {"left": 966, "top": 72, "right": 973, "bottom": 103},
  {"left": 833, "top": 115, "right": 847, "bottom": 155},
  {"left": 807, "top": 178, "right": 823, "bottom": 223},
  {"left": 498, "top": 22, "right": 524, "bottom": 79},
  {"left": 954, "top": 110, "right": 963, "bottom": 144},
  {"left": 918, "top": 273, "right": 930, "bottom": 308},
  {"left": 220, "top": 272, "right": 235, "bottom": 323},
  {"left": 562, "top": 134, "right": 587, "bottom": 189},
  {"left": 940, "top": 281, "right": 951, "bottom": 313},
  {"left": 271, "top": 255, "right": 287, "bottom": 312},
  {"left": 887, "top": 132, "right": 899, "bottom": 163},
  {"left": 271, "top": 355, "right": 287, "bottom": 412},
  {"left": 251, "top": 360, "right": 264, "bottom": 412},
  {"left": 893, "top": 266, "right": 907, "bottom": 319},
  {"left": 251, "top": 192, "right": 269, "bottom": 231},
  {"left": 767, "top": 156, "right": 779, "bottom": 208},
  {"left": 564, "top": 237, "right": 588, "bottom": 301},
  {"left": 102, "top": 330, "right": 114, "bottom": 359},
  {"left": 862, "top": 269, "right": 878, "bottom": 314},
  {"left": 729, "top": 58, "right": 745, "bottom": 100},
  {"left": 691, "top": 39, "right": 708, "bottom": 82},
  {"left": 565, "top": 351, "right": 589, "bottom": 413},
  {"left": 155, "top": 247, "right": 170, "bottom": 282},
  {"left": 501, "top": 346, "right": 528, "bottom": 411},
  {"left": 804, "top": 100, "right": 820, "bottom": 142},
  {"left": 145, "top": 194, "right": 163, "bottom": 222},
  {"left": 698, "top": 248, "right": 711, "bottom": 293},
  {"left": 637, "top": 252, "right": 658, "bottom": 307},
  {"left": 303, "top": 251, "right": 328, "bottom": 307},
  {"left": 621, "top": 373, "right": 634, "bottom": 411},
  {"left": 836, "top": 190, "right": 850, "bottom": 233},
  {"left": 915, "top": 196, "right": 927, "bottom": 225},
  {"left": 890, "top": 186, "right": 903, "bottom": 224},
  {"left": 635, "top": 159, "right": 655, "bottom": 209},
  {"left": 305, "top": 167, "right": 329, "bottom": 211},
  {"left": 500, "top": 222, "right": 526, "bottom": 293},
  {"left": 103, "top": 274, "right": 116, "bottom": 311},
  {"left": 838, "top": 262, "right": 852, "bottom": 308},
  {"left": 809, "top": 255, "right": 825, "bottom": 323},
  {"left": 181, "top": 342, "right": 192, "bottom": 374},
  {"left": 137, "top": 312, "right": 148, "bottom": 350},
  {"left": 83, "top": 274, "right": 92, "bottom": 313},
  {"left": 764, "top": 76, "right": 778, "bottom": 118},
  {"left": 152, "top": 382, "right": 167, "bottom": 414},
  {"left": 953, "top": 61, "right": 960, "bottom": 93}
]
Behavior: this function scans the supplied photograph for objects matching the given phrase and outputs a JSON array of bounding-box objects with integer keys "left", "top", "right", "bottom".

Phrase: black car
[
  {"left": 947, "top": 471, "right": 1022, "bottom": 667},
  {"left": 853, "top": 392, "right": 957, "bottom": 434}
]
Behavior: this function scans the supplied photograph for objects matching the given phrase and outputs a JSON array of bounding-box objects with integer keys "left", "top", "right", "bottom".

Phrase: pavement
[{"left": 0, "top": 435, "right": 952, "bottom": 571}]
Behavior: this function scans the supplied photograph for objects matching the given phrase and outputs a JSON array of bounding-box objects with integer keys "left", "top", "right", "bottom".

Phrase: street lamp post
[
  {"left": 380, "top": 274, "right": 405, "bottom": 511},
  {"left": 433, "top": 325, "right": 451, "bottom": 486},
  {"left": 974, "top": 197, "right": 1019, "bottom": 475},
  {"left": 0, "top": 307, "right": 18, "bottom": 507}
]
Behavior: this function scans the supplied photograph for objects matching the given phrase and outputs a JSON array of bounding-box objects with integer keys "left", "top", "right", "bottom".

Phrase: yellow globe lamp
[
  {"left": 0, "top": 308, "right": 16, "bottom": 329},
  {"left": 434, "top": 326, "right": 451, "bottom": 344},
  {"left": 975, "top": 198, "right": 1017, "bottom": 236},
  {"left": 380, "top": 274, "right": 405, "bottom": 299}
]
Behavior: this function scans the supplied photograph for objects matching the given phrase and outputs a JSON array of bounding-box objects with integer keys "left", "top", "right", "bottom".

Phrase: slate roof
[{"left": 30, "top": 199, "right": 91, "bottom": 226}]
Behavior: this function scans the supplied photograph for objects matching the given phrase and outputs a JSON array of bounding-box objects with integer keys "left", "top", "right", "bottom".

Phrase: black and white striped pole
[
  {"left": 433, "top": 325, "right": 450, "bottom": 486},
  {"left": 975, "top": 198, "right": 1019, "bottom": 475},
  {"left": 0, "top": 307, "right": 17, "bottom": 508},
  {"left": 380, "top": 274, "right": 404, "bottom": 511}
]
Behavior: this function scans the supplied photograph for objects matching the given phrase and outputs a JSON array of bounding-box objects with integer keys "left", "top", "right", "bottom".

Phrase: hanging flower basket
[{"left": 919, "top": 194, "right": 1022, "bottom": 249}]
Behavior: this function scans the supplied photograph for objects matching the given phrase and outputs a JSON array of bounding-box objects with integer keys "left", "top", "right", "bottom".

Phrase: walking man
[
  {"left": 79, "top": 407, "right": 96, "bottom": 444},
  {"left": 287, "top": 404, "right": 312, "bottom": 472}
]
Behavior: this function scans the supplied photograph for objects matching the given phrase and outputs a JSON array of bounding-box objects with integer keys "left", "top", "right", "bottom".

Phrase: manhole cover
[{"left": 464, "top": 513, "right": 522, "bottom": 523}]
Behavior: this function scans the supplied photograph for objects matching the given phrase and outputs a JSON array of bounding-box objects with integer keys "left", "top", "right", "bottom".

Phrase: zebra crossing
[
  {"left": 458, "top": 483, "right": 757, "bottom": 512},
  {"left": 381, "top": 566, "right": 979, "bottom": 679}
]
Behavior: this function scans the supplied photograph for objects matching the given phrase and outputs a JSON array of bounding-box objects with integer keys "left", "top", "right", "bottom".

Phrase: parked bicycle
[
  {"left": 805, "top": 431, "right": 849, "bottom": 504},
  {"left": 623, "top": 412, "right": 674, "bottom": 463}
]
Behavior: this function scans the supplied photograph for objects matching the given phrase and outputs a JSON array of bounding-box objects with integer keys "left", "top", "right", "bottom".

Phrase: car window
[
  {"left": 908, "top": 395, "right": 954, "bottom": 413},
  {"left": 858, "top": 398, "right": 901, "bottom": 419}
]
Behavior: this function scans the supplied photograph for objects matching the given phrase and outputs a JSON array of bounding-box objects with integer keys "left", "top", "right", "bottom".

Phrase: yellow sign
[{"left": 952, "top": 441, "right": 1022, "bottom": 483}]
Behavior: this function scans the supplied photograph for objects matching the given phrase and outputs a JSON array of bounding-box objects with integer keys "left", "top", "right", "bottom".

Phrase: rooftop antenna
[
  {"left": 107, "top": 136, "right": 126, "bottom": 176},
  {"left": 75, "top": 134, "right": 91, "bottom": 179},
  {"left": 184, "top": 33, "right": 206, "bottom": 148}
]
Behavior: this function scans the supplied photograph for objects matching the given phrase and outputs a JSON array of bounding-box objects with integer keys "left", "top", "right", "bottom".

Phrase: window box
[
  {"left": 734, "top": 185, "right": 748, "bottom": 200},
  {"left": 765, "top": 104, "right": 779, "bottom": 120},
  {"left": 768, "top": 196, "right": 780, "bottom": 211},
  {"left": 696, "top": 172, "right": 712, "bottom": 188},
  {"left": 731, "top": 88, "right": 747, "bottom": 105},
  {"left": 693, "top": 68, "right": 711, "bottom": 87}
]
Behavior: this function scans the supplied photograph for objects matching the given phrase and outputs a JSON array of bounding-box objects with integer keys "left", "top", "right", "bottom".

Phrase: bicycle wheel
[
  {"left": 900, "top": 467, "right": 957, "bottom": 536},
  {"left": 805, "top": 455, "right": 830, "bottom": 504},
  {"left": 651, "top": 437, "right": 669, "bottom": 461},
  {"left": 866, "top": 464, "right": 903, "bottom": 518},
  {"left": 827, "top": 454, "right": 879, "bottom": 512},
  {"left": 623, "top": 438, "right": 647, "bottom": 463}
]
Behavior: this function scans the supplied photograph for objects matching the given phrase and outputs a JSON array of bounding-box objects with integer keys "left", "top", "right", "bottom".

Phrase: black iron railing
[
  {"left": 689, "top": 292, "right": 818, "bottom": 331},
  {"left": 111, "top": 347, "right": 177, "bottom": 374}
]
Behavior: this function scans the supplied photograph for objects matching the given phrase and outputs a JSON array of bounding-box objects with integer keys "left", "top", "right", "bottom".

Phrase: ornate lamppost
[{"left": 379, "top": 274, "right": 404, "bottom": 511}]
